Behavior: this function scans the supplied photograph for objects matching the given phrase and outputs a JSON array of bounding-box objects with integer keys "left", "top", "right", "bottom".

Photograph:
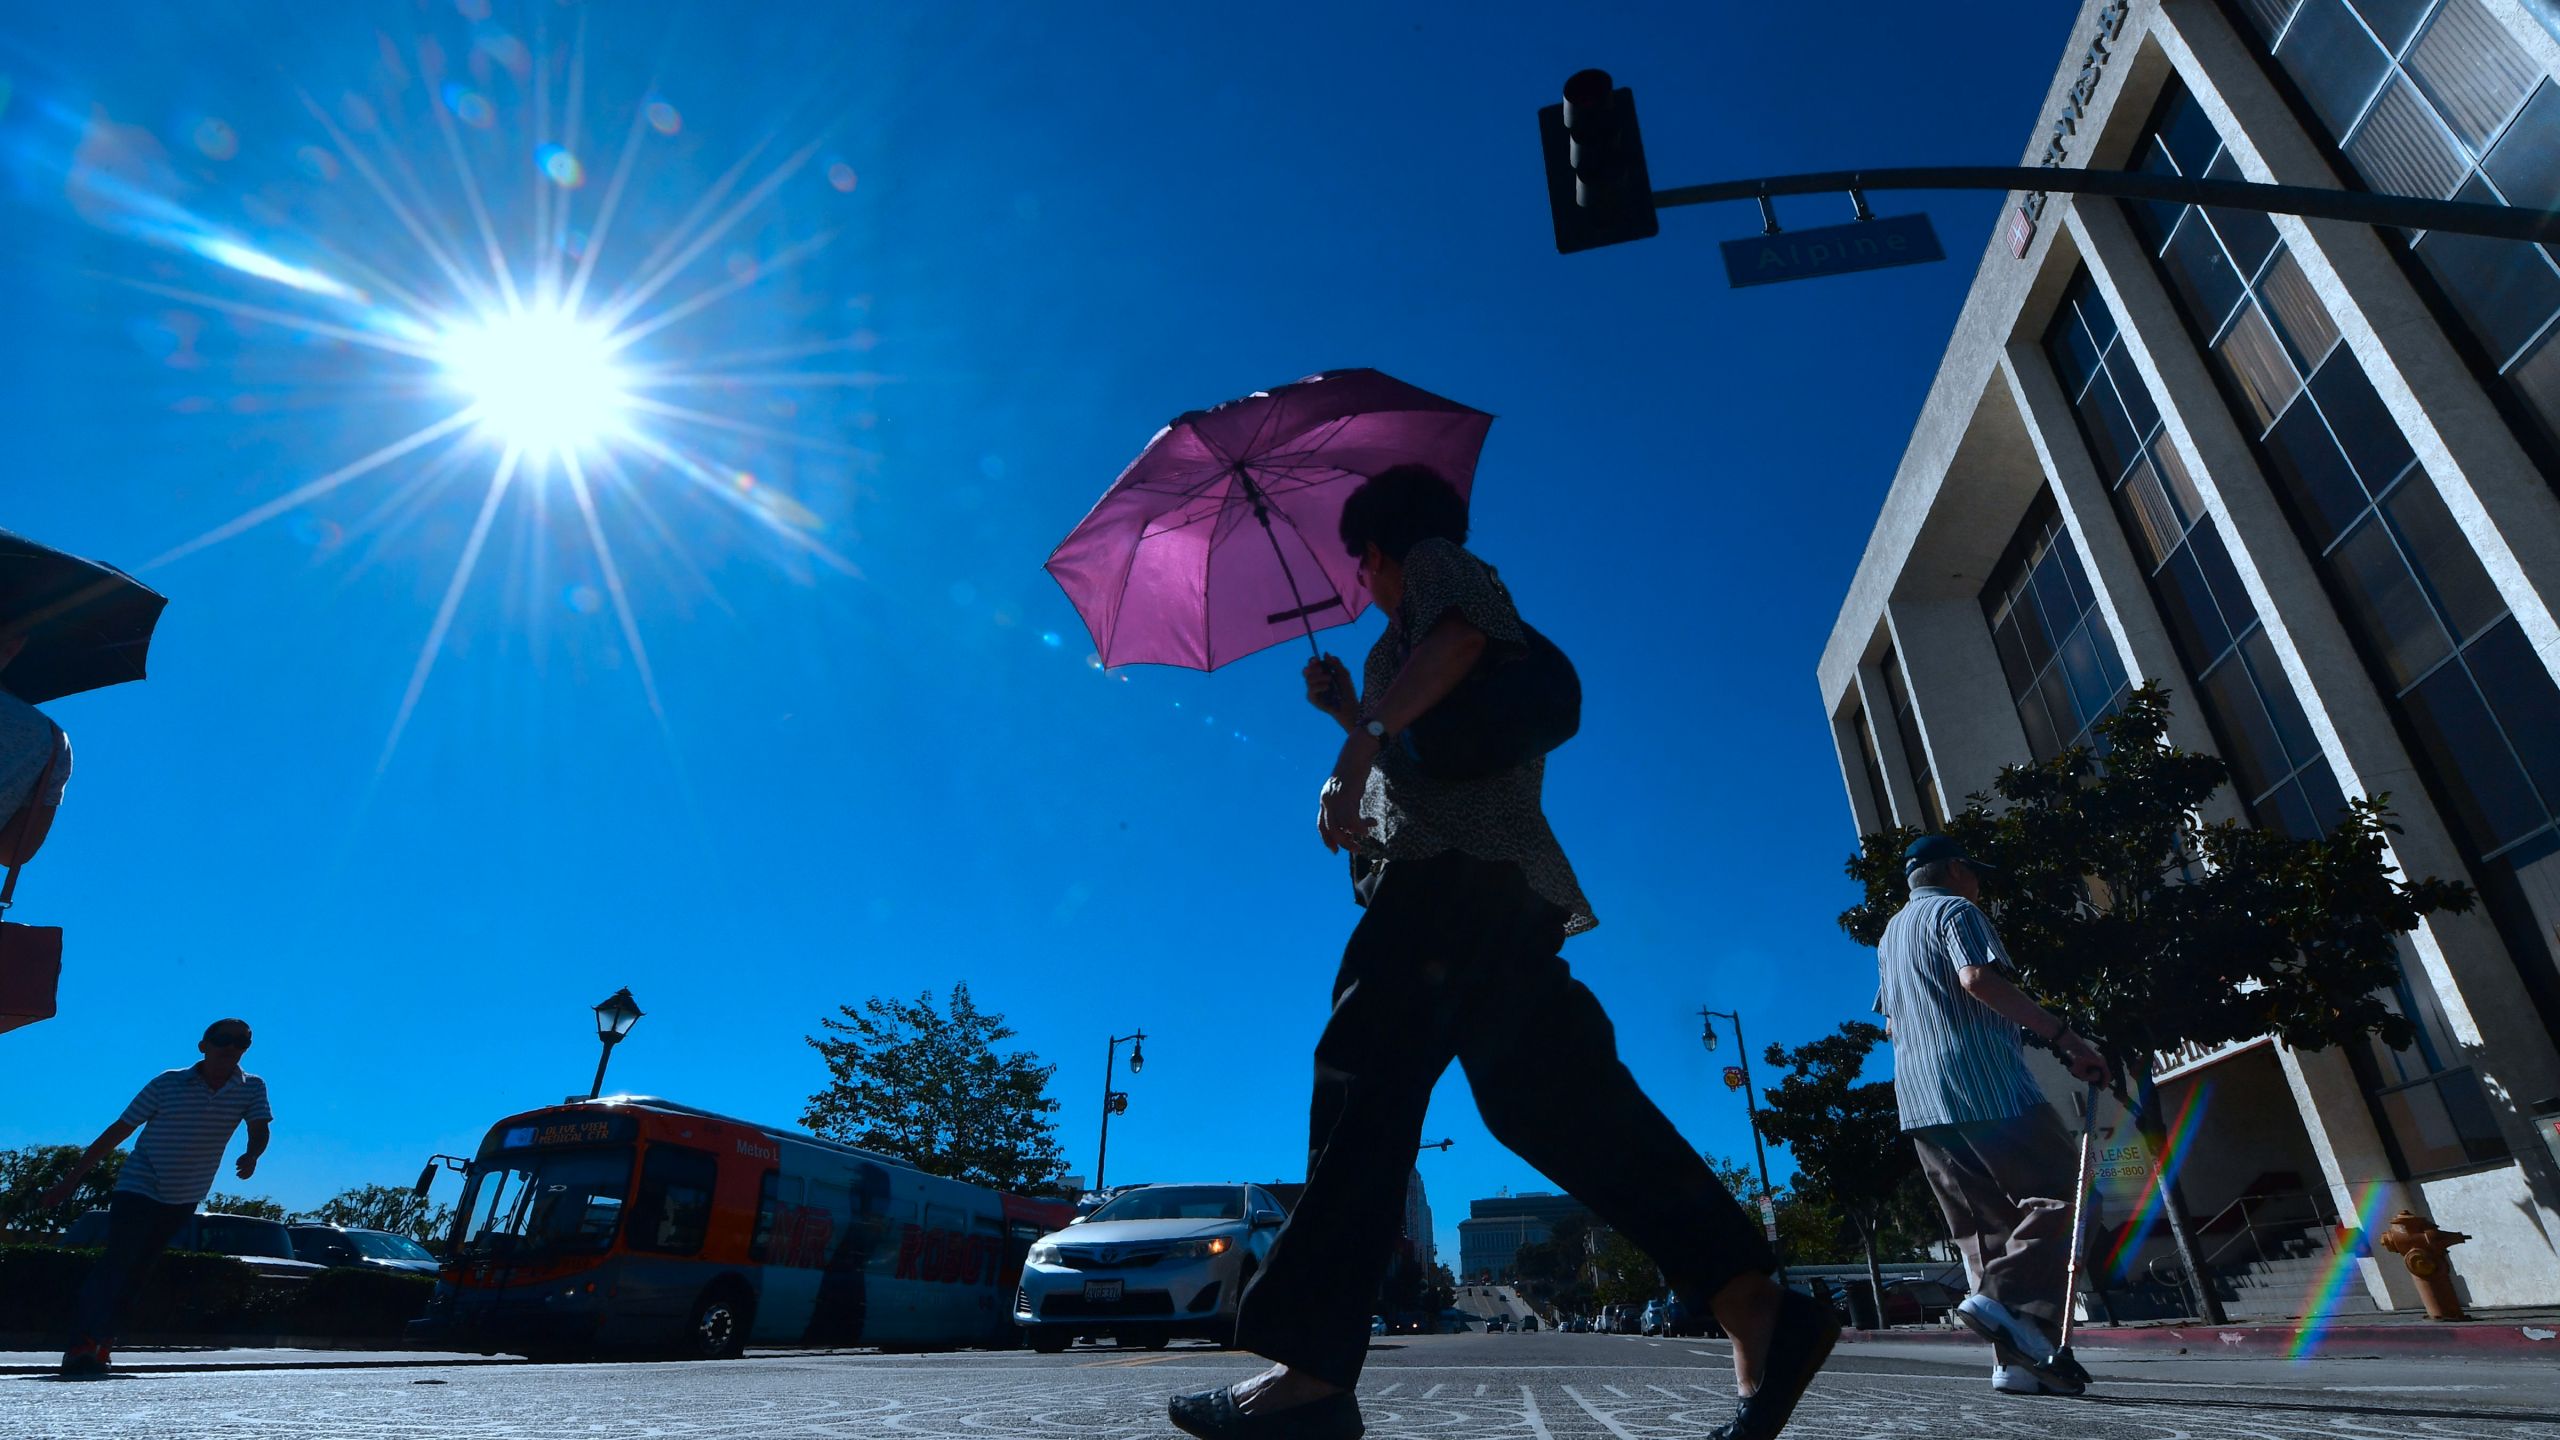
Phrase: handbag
[
  {"left": 1394, "top": 584, "right": 1582, "bottom": 782},
  {"left": 0, "top": 726, "right": 66, "bottom": 1035}
]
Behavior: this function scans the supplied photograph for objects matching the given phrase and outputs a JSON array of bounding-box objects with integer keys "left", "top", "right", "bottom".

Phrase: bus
[{"left": 407, "top": 1095, "right": 1076, "bottom": 1359}]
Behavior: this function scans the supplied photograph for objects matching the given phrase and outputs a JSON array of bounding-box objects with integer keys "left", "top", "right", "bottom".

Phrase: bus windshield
[
  {"left": 1089, "top": 1186, "right": 1245, "bottom": 1223},
  {"left": 458, "top": 1146, "right": 633, "bottom": 1259}
]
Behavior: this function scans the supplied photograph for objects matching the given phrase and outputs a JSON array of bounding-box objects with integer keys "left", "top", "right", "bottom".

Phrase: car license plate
[{"left": 1084, "top": 1279, "right": 1123, "bottom": 1303}]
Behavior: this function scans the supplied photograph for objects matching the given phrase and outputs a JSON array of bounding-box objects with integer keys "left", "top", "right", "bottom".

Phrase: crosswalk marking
[
  {"left": 1649, "top": 1384, "right": 1687, "bottom": 1399},
  {"left": 1603, "top": 1384, "right": 1630, "bottom": 1398},
  {"left": 1474, "top": 1382, "right": 1487, "bottom": 1397},
  {"left": 1375, "top": 1382, "right": 1402, "bottom": 1396},
  {"left": 1422, "top": 1384, "right": 1443, "bottom": 1399},
  {"left": 1561, "top": 1385, "right": 1642, "bottom": 1440},
  {"left": 1519, "top": 1384, "right": 1553, "bottom": 1440}
]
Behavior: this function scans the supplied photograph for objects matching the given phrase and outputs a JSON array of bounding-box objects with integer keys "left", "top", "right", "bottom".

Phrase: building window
[
  {"left": 1877, "top": 642, "right": 1944, "bottom": 829},
  {"left": 2125, "top": 77, "right": 2560, "bottom": 891},
  {"left": 1980, "top": 492, "right": 2131, "bottom": 761},
  {"left": 2041, "top": 272, "right": 2349, "bottom": 840},
  {"left": 2236, "top": 0, "right": 2560, "bottom": 471}
]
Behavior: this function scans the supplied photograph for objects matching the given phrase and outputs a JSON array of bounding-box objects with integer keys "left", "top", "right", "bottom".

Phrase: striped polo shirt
[
  {"left": 114, "top": 1067, "right": 272, "bottom": 1206},
  {"left": 1874, "top": 887, "right": 2043, "bottom": 1132}
]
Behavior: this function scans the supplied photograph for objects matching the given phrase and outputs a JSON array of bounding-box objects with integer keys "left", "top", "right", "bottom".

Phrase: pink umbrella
[{"left": 1046, "top": 369, "right": 1492, "bottom": 670}]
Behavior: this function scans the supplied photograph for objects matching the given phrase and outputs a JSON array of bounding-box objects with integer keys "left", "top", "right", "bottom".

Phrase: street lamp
[
  {"left": 589, "top": 987, "right": 643, "bottom": 1099},
  {"left": 1702, "top": 1007, "right": 1788, "bottom": 1287},
  {"left": 1095, "top": 1029, "right": 1146, "bottom": 1193},
  {"left": 1417, "top": 1138, "right": 1454, "bottom": 1154}
]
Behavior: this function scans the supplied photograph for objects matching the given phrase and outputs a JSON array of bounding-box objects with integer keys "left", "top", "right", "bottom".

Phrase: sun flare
[{"left": 436, "top": 307, "right": 632, "bottom": 459}]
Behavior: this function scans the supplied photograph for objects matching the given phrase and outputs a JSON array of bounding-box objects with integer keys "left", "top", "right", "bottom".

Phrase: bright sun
[{"left": 436, "top": 307, "right": 632, "bottom": 457}]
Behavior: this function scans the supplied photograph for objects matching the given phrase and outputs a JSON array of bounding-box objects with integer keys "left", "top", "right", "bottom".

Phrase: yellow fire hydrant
[{"left": 2376, "top": 1210, "right": 2471, "bottom": 1320}]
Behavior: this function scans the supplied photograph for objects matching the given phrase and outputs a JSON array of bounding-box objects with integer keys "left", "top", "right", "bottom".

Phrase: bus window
[
  {"left": 629, "top": 1146, "right": 717, "bottom": 1256},
  {"left": 751, "top": 1171, "right": 780, "bottom": 1263},
  {"left": 457, "top": 1145, "right": 633, "bottom": 1259}
]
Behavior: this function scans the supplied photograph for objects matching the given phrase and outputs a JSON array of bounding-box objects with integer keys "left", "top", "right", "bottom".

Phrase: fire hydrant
[{"left": 2376, "top": 1210, "right": 2471, "bottom": 1320}]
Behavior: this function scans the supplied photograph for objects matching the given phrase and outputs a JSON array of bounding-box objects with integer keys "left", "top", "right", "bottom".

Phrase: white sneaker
[
  {"left": 1956, "top": 1295, "right": 2077, "bottom": 1389},
  {"left": 1992, "top": 1361, "right": 2084, "bottom": 1397}
]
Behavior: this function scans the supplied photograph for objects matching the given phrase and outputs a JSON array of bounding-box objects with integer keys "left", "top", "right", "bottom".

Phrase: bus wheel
[
  {"left": 1027, "top": 1328, "right": 1070, "bottom": 1355},
  {"left": 687, "top": 1282, "right": 754, "bottom": 1360}
]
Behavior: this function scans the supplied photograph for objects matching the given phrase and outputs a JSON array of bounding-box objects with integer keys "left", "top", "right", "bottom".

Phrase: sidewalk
[{"left": 1836, "top": 1304, "right": 2560, "bottom": 1362}]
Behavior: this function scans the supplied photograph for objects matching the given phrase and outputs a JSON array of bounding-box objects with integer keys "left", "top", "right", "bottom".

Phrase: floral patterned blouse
[{"left": 1354, "top": 538, "right": 1595, "bottom": 936}]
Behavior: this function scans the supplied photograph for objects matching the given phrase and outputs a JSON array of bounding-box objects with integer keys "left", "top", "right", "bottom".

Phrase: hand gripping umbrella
[
  {"left": 1045, "top": 369, "right": 1491, "bottom": 672},
  {"left": 0, "top": 530, "right": 168, "bottom": 704}
]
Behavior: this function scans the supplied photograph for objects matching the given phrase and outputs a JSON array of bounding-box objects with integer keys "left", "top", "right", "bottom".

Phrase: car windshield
[
  {"left": 457, "top": 1146, "right": 633, "bottom": 1258},
  {"left": 1088, "top": 1186, "right": 1245, "bottom": 1223},
  {"left": 351, "top": 1230, "right": 434, "bottom": 1262},
  {"left": 193, "top": 1216, "right": 293, "bottom": 1259}
]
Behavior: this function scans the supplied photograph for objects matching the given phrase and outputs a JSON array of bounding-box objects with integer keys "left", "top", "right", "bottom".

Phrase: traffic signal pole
[{"left": 1545, "top": 69, "right": 2560, "bottom": 253}]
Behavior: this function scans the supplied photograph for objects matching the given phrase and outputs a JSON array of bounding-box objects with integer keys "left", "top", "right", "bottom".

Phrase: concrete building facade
[
  {"left": 1456, "top": 1192, "right": 1593, "bottom": 1283},
  {"left": 1820, "top": 0, "right": 2560, "bottom": 1311}
]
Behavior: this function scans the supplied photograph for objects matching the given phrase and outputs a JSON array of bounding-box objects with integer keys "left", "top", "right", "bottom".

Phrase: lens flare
[
  {"left": 2287, "top": 1182, "right": 2396, "bottom": 1360},
  {"left": 435, "top": 306, "right": 630, "bottom": 457},
  {"left": 2101, "top": 1080, "right": 2215, "bottom": 1283}
]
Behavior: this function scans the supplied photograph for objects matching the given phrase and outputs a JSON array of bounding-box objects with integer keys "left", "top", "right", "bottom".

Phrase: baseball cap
[{"left": 1903, "top": 834, "right": 1997, "bottom": 880}]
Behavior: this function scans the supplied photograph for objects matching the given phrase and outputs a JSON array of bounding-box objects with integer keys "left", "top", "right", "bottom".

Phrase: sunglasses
[{"left": 207, "top": 1036, "right": 251, "bottom": 1050}]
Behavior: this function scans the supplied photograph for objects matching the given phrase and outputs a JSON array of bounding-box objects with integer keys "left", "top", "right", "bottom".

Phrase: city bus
[{"left": 408, "top": 1095, "right": 1075, "bottom": 1359}]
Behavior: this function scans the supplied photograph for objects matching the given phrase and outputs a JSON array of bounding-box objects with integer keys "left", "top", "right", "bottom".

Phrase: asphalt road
[{"left": 7, "top": 1330, "right": 2559, "bottom": 1439}]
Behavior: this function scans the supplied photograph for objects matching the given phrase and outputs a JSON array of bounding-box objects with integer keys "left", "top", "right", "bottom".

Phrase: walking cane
[{"left": 2051, "top": 1078, "right": 2102, "bottom": 1386}]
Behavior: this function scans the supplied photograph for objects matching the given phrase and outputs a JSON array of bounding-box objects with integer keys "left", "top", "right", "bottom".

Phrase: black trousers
[
  {"left": 1234, "top": 851, "right": 1774, "bottom": 1387},
  {"left": 72, "top": 1192, "right": 193, "bottom": 1347}
]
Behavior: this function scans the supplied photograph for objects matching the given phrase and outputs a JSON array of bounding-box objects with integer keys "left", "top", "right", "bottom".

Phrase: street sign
[
  {"left": 1756, "top": 1193, "right": 1779, "bottom": 1242},
  {"left": 1721, "top": 1066, "right": 1748, "bottom": 1091},
  {"left": 1719, "top": 211, "right": 1944, "bottom": 288}
]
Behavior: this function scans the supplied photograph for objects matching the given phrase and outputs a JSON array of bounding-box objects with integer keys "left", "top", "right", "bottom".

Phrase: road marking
[
  {"left": 1474, "top": 1383, "right": 1487, "bottom": 1396},
  {"left": 1648, "top": 1384, "right": 1687, "bottom": 1399},
  {"left": 1603, "top": 1383, "right": 1630, "bottom": 1397},
  {"left": 1374, "top": 1382, "right": 1403, "bottom": 1396},
  {"left": 1561, "top": 1384, "right": 1642, "bottom": 1440},
  {"left": 1422, "top": 1383, "right": 1443, "bottom": 1398},
  {"left": 1689, "top": 1349, "right": 1716, "bottom": 1357},
  {"left": 1518, "top": 1384, "right": 1552, "bottom": 1440}
]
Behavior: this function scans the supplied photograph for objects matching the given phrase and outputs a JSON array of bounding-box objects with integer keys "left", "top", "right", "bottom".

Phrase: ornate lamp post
[
  {"left": 590, "top": 987, "right": 644, "bottom": 1098},
  {"left": 1095, "top": 1029, "right": 1146, "bottom": 1193},
  {"left": 1702, "top": 1006, "right": 1787, "bottom": 1286}
]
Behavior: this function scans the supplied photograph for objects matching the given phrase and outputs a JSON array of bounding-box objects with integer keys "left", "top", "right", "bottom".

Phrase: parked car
[
  {"left": 1879, "top": 1277, "right": 1963, "bottom": 1327},
  {"left": 286, "top": 1224, "right": 441, "bottom": 1277},
  {"left": 1371, "top": 1314, "right": 1387, "bottom": 1336},
  {"left": 63, "top": 1210, "right": 327, "bottom": 1284},
  {"left": 1015, "top": 1183, "right": 1286, "bottom": 1352},
  {"left": 1488, "top": 1315, "right": 1511, "bottom": 1332},
  {"left": 1517, "top": 1314, "right": 1539, "bottom": 1332}
]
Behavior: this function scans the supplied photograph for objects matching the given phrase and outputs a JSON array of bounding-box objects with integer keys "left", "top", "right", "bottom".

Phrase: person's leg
[
  {"left": 1912, "top": 1128, "right": 1996, "bottom": 1301},
  {"left": 1227, "top": 855, "right": 1469, "bottom": 1398},
  {"left": 70, "top": 1194, "right": 189, "bottom": 1355},
  {"left": 1961, "top": 1108, "right": 2079, "bottom": 1337},
  {"left": 1450, "top": 886, "right": 1779, "bottom": 1395}
]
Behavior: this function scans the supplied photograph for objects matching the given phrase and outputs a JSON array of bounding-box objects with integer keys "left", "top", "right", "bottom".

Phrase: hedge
[{"left": 0, "top": 1245, "right": 434, "bottom": 1338}]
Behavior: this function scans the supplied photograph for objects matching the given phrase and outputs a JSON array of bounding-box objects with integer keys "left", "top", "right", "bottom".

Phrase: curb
[
  {"left": 1837, "top": 1320, "right": 2560, "bottom": 1360},
  {"left": 0, "top": 1355, "right": 517, "bottom": 1377}
]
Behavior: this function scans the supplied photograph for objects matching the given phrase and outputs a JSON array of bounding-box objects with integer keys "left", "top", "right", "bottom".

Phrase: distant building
[
  {"left": 1456, "top": 1191, "right": 1592, "bottom": 1282},
  {"left": 1403, "top": 1169, "right": 1434, "bottom": 1269}
]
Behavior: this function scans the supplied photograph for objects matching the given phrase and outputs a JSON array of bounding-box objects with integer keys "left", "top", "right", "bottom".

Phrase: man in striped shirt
[
  {"left": 1876, "top": 836, "right": 2106, "bottom": 1397},
  {"left": 38, "top": 1018, "right": 272, "bottom": 1378}
]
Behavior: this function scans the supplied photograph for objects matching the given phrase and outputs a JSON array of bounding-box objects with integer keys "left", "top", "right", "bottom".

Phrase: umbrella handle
[{"left": 1243, "top": 486, "right": 1330, "bottom": 662}]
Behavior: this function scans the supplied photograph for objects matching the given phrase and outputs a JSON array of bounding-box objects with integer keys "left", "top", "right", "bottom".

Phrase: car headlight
[
  {"left": 1167, "top": 1235, "right": 1235, "bottom": 1261},
  {"left": 1028, "top": 1243, "right": 1061, "bottom": 1266}
]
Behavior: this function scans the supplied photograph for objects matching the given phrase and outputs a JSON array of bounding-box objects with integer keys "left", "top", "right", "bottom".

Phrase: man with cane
[{"left": 1875, "top": 836, "right": 2108, "bottom": 1397}]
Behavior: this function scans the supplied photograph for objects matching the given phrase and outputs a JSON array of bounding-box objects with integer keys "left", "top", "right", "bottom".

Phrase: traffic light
[{"left": 1539, "top": 69, "right": 1659, "bottom": 254}]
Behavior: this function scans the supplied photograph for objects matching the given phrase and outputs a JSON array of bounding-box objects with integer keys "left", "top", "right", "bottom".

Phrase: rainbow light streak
[
  {"left": 2100, "top": 1079, "right": 2216, "bottom": 1283},
  {"left": 2286, "top": 1181, "right": 2396, "bottom": 1361}
]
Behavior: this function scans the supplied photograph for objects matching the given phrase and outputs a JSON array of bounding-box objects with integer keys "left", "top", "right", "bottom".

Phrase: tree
[
  {"left": 1751, "top": 1022, "right": 1916, "bottom": 1323},
  {"left": 1589, "top": 1228, "right": 1661, "bottom": 1308},
  {"left": 0, "top": 1145, "right": 123, "bottom": 1233},
  {"left": 204, "top": 1194, "right": 286, "bottom": 1220},
  {"left": 1840, "top": 684, "right": 2472, "bottom": 1322},
  {"left": 300, "top": 1183, "right": 456, "bottom": 1244},
  {"left": 1513, "top": 1215, "right": 1595, "bottom": 1316},
  {"left": 804, "top": 983, "right": 1070, "bottom": 1194}
]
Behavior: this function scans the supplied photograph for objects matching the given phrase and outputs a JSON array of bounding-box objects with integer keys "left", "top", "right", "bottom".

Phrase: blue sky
[{"left": 0, "top": 1, "right": 2077, "bottom": 1265}]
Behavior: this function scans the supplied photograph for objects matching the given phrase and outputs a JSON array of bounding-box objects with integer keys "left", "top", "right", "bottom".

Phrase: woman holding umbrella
[{"left": 1165, "top": 467, "right": 1837, "bottom": 1440}]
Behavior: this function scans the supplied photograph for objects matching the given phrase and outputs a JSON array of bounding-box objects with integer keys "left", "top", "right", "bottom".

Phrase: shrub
[
  {"left": 278, "top": 1267, "right": 436, "bottom": 1336},
  {"left": 0, "top": 1244, "right": 260, "bottom": 1334}
]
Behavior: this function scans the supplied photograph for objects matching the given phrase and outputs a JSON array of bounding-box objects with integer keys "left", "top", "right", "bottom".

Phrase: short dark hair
[
  {"left": 203, "top": 1018, "right": 252, "bottom": 1046},
  {"left": 1338, "top": 464, "right": 1469, "bottom": 562}
]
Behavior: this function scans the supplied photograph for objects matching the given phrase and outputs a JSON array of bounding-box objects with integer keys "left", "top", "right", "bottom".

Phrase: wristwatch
[{"left": 1363, "top": 718, "right": 1389, "bottom": 740}]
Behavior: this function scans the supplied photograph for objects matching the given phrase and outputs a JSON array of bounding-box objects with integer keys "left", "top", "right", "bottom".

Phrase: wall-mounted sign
[
  {"left": 1721, "top": 212, "right": 1944, "bottom": 288},
  {"left": 2014, "top": 0, "right": 2132, "bottom": 256}
]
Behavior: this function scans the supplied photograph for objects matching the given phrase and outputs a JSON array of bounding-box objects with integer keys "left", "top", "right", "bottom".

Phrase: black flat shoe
[
  {"left": 1168, "top": 1386, "right": 1364, "bottom": 1440},
  {"left": 1707, "top": 1289, "right": 1841, "bottom": 1440}
]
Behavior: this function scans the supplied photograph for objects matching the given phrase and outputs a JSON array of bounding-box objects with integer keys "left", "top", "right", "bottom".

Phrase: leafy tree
[
  {"left": 1512, "top": 1215, "right": 1595, "bottom": 1316},
  {"left": 803, "top": 983, "right": 1069, "bottom": 1194},
  {"left": 1751, "top": 1022, "right": 1916, "bottom": 1321},
  {"left": 204, "top": 1194, "right": 286, "bottom": 1220},
  {"left": 300, "top": 1183, "right": 456, "bottom": 1244},
  {"left": 1589, "top": 1227, "right": 1661, "bottom": 1308},
  {"left": 0, "top": 1145, "right": 123, "bottom": 1233},
  {"left": 1840, "top": 684, "right": 2472, "bottom": 1321},
  {"left": 1424, "top": 1261, "right": 1457, "bottom": 1319}
]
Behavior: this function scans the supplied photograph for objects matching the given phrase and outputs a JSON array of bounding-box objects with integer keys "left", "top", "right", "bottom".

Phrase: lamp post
[
  {"left": 1417, "top": 1138, "right": 1454, "bottom": 1154},
  {"left": 1702, "top": 1007, "right": 1787, "bottom": 1286},
  {"left": 1095, "top": 1029, "right": 1146, "bottom": 1194},
  {"left": 589, "top": 987, "right": 644, "bottom": 1099}
]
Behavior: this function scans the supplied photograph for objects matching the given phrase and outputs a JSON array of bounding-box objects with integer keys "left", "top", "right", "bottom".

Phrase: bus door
[{"left": 754, "top": 1173, "right": 824, "bottom": 1342}]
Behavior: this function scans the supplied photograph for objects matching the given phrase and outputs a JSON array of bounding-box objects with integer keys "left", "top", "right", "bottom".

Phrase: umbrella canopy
[
  {"left": 0, "top": 529, "right": 168, "bottom": 704},
  {"left": 1046, "top": 369, "right": 1492, "bottom": 670}
]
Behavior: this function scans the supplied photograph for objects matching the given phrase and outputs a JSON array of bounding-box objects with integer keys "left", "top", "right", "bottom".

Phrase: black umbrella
[{"left": 0, "top": 529, "right": 168, "bottom": 704}]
